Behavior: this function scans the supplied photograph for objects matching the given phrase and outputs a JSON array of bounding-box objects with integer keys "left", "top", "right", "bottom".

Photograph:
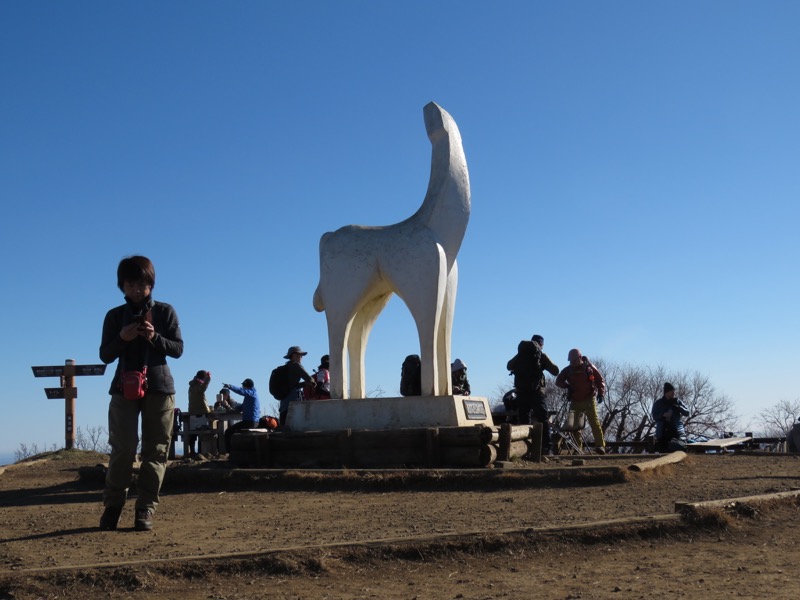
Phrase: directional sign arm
[
  {"left": 44, "top": 387, "right": 78, "bottom": 399},
  {"left": 74, "top": 364, "right": 106, "bottom": 376},
  {"left": 32, "top": 366, "right": 65, "bottom": 378},
  {"left": 32, "top": 364, "right": 106, "bottom": 377}
]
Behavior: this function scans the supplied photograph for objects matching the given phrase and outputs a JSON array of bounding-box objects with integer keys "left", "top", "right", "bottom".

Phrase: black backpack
[
  {"left": 400, "top": 354, "right": 422, "bottom": 397},
  {"left": 269, "top": 364, "right": 291, "bottom": 400},
  {"left": 509, "top": 340, "right": 543, "bottom": 390}
]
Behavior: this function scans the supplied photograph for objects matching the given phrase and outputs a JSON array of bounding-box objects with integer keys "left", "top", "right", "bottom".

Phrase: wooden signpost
[{"left": 31, "top": 359, "right": 106, "bottom": 450}]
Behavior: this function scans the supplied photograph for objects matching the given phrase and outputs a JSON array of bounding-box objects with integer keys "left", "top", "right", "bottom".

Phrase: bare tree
[
  {"left": 14, "top": 442, "right": 59, "bottom": 462},
  {"left": 74, "top": 425, "right": 111, "bottom": 453},
  {"left": 758, "top": 399, "right": 800, "bottom": 437},
  {"left": 366, "top": 385, "right": 387, "bottom": 398},
  {"left": 599, "top": 361, "right": 652, "bottom": 444},
  {"left": 491, "top": 381, "right": 514, "bottom": 409},
  {"left": 14, "top": 425, "right": 112, "bottom": 462},
  {"left": 87, "top": 425, "right": 110, "bottom": 452},
  {"left": 678, "top": 371, "right": 738, "bottom": 438}
]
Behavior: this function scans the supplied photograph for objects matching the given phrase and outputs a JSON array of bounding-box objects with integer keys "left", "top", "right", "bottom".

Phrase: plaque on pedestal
[{"left": 286, "top": 395, "right": 493, "bottom": 432}]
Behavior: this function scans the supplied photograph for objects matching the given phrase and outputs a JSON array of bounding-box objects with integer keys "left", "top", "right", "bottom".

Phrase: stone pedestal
[{"left": 286, "top": 395, "right": 493, "bottom": 432}]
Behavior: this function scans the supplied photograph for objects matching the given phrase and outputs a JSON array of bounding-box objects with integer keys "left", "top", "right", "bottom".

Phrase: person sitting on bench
[{"left": 221, "top": 379, "right": 261, "bottom": 452}]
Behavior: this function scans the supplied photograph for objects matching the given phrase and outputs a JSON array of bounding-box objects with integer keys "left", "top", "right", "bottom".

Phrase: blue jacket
[
  {"left": 652, "top": 396, "right": 690, "bottom": 440},
  {"left": 226, "top": 385, "right": 261, "bottom": 423}
]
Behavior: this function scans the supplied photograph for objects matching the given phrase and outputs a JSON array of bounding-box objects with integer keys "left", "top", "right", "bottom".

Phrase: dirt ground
[{"left": 1, "top": 450, "right": 799, "bottom": 599}]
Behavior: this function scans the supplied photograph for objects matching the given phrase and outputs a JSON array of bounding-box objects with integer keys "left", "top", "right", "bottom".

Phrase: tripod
[{"left": 551, "top": 393, "right": 594, "bottom": 455}]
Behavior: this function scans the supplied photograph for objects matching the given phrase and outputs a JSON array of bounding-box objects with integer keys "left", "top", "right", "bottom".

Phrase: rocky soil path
[{"left": 1, "top": 451, "right": 799, "bottom": 599}]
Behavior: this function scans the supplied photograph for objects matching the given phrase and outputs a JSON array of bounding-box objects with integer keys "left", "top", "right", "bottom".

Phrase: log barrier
[
  {"left": 229, "top": 424, "right": 542, "bottom": 469},
  {"left": 628, "top": 451, "right": 687, "bottom": 472}
]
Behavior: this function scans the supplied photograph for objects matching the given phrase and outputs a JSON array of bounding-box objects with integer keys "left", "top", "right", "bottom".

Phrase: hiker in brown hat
[{"left": 272, "top": 346, "right": 315, "bottom": 426}]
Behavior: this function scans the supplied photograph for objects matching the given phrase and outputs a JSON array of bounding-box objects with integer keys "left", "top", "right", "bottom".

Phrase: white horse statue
[{"left": 313, "top": 102, "right": 470, "bottom": 399}]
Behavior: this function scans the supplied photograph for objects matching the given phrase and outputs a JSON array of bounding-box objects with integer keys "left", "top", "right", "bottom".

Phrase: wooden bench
[
  {"left": 174, "top": 428, "right": 218, "bottom": 457},
  {"left": 686, "top": 436, "right": 753, "bottom": 453}
]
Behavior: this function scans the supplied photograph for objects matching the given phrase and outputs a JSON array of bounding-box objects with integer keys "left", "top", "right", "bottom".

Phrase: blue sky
[{"left": 1, "top": 1, "right": 798, "bottom": 459}]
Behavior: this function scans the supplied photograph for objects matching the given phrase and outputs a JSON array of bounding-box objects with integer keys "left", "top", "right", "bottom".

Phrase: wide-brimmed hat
[{"left": 284, "top": 346, "right": 308, "bottom": 359}]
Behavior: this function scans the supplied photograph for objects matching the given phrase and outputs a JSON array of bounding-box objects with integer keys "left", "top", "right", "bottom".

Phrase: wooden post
[
  {"left": 216, "top": 420, "right": 229, "bottom": 453},
  {"left": 498, "top": 423, "right": 512, "bottom": 462},
  {"left": 529, "top": 423, "right": 543, "bottom": 462},
  {"left": 33, "top": 360, "right": 105, "bottom": 451},
  {"left": 262, "top": 431, "right": 271, "bottom": 467},
  {"left": 253, "top": 433, "right": 263, "bottom": 467},
  {"left": 64, "top": 359, "right": 76, "bottom": 450}
]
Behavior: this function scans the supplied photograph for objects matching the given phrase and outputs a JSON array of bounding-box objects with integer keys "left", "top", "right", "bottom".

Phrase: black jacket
[
  {"left": 100, "top": 299, "right": 183, "bottom": 395},
  {"left": 507, "top": 340, "right": 559, "bottom": 396}
]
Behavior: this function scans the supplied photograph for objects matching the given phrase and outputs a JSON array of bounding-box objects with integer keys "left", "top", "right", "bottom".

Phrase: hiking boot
[
  {"left": 134, "top": 508, "right": 154, "bottom": 531},
  {"left": 99, "top": 505, "right": 122, "bottom": 531}
]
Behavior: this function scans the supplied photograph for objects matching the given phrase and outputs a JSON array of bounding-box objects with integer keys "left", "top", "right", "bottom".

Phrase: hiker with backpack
[
  {"left": 506, "top": 335, "right": 559, "bottom": 453},
  {"left": 555, "top": 349, "right": 607, "bottom": 454},
  {"left": 400, "top": 354, "right": 422, "bottom": 397},
  {"left": 451, "top": 358, "right": 471, "bottom": 396},
  {"left": 221, "top": 378, "right": 261, "bottom": 451},
  {"left": 652, "top": 382, "right": 690, "bottom": 452},
  {"left": 270, "top": 346, "right": 315, "bottom": 426}
]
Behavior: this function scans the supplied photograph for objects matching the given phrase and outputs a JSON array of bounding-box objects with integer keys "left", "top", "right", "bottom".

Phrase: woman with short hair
[{"left": 99, "top": 255, "right": 183, "bottom": 532}]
